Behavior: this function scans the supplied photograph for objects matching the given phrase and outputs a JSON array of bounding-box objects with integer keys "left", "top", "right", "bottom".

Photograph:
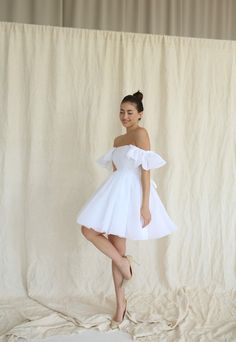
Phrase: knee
[
  {"left": 108, "top": 235, "right": 126, "bottom": 256},
  {"left": 81, "top": 225, "right": 102, "bottom": 240},
  {"left": 81, "top": 225, "right": 92, "bottom": 240}
]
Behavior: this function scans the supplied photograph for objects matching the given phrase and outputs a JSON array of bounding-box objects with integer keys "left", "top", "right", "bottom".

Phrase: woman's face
[{"left": 119, "top": 101, "right": 142, "bottom": 127}]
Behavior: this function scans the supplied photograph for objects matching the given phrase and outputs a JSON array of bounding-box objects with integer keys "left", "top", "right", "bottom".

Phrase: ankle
[{"left": 117, "top": 298, "right": 126, "bottom": 308}]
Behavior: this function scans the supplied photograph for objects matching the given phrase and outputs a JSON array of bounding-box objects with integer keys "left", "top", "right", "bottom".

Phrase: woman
[{"left": 76, "top": 91, "right": 177, "bottom": 328}]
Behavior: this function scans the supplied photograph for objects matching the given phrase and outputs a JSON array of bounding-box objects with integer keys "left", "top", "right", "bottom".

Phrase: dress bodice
[
  {"left": 96, "top": 144, "right": 166, "bottom": 171},
  {"left": 95, "top": 144, "right": 167, "bottom": 188}
]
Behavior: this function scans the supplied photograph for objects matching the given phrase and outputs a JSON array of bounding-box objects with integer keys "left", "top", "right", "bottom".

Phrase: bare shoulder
[
  {"left": 134, "top": 127, "right": 150, "bottom": 150},
  {"left": 113, "top": 135, "right": 120, "bottom": 147}
]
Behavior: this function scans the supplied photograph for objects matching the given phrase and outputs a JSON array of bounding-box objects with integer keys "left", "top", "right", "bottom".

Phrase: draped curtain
[
  {"left": 0, "top": 21, "right": 236, "bottom": 341},
  {"left": 0, "top": 0, "right": 236, "bottom": 40}
]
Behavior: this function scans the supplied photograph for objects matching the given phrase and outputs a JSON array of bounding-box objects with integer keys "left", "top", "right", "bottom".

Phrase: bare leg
[
  {"left": 81, "top": 225, "right": 131, "bottom": 280},
  {"left": 108, "top": 234, "right": 126, "bottom": 321}
]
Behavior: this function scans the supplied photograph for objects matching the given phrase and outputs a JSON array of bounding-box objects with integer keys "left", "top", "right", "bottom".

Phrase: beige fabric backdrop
[
  {"left": 0, "top": 0, "right": 236, "bottom": 40},
  {"left": 0, "top": 21, "right": 236, "bottom": 341}
]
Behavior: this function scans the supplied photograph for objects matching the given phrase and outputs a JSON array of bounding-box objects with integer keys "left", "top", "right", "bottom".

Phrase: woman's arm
[
  {"left": 135, "top": 128, "right": 151, "bottom": 227},
  {"left": 112, "top": 161, "right": 117, "bottom": 172},
  {"left": 112, "top": 138, "right": 117, "bottom": 171},
  {"left": 135, "top": 128, "right": 151, "bottom": 207}
]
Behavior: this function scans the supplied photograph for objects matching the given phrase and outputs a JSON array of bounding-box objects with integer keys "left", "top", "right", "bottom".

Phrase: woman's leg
[
  {"left": 81, "top": 225, "right": 131, "bottom": 280},
  {"left": 108, "top": 234, "right": 127, "bottom": 321}
]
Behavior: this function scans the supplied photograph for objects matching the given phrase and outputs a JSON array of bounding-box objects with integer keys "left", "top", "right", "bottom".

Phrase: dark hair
[{"left": 121, "top": 90, "right": 144, "bottom": 121}]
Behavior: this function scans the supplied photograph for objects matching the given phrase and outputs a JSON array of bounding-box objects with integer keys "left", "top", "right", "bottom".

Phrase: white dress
[{"left": 76, "top": 144, "right": 178, "bottom": 240}]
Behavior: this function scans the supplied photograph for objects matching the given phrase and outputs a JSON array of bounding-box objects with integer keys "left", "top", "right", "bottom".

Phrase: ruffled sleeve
[
  {"left": 95, "top": 147, "right": 116, "bottom": 171},
  {"left": 126, "top": 146, "right": 167, "bottom": 170}
]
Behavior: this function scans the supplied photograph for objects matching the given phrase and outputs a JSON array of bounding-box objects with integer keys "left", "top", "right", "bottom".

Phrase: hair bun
[{"left": 132, "top": 90, "right": 143, "bottom": 102}]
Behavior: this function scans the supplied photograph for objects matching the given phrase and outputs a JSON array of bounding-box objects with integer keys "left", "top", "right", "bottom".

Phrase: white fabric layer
[{"left": 77, "top": 144, "right": 177, "bottom": 240}]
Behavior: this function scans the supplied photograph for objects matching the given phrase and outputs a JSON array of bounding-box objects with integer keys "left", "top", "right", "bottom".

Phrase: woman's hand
[{"left": 140, "top": 205, "right": 151, "bottom": 228}]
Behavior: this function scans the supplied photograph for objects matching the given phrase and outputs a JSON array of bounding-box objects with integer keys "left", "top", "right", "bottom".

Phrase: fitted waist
[
  {"left": 115, "top": 168, "right": 157, "bottom": 188},
  {"left": 115, "top": 167, "right": 140, "bottom": 175}
]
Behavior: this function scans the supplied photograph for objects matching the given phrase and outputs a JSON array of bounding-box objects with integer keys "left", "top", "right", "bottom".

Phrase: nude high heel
[
  {"left": 121, "top": 255, "right": 140, "bottom": 289},
  {"left": 110, "top": 298, "right": 127, "bottom": 329}
]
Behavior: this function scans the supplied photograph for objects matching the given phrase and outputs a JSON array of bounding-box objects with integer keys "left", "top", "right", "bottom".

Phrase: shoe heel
[
  {"left": 110, "top": 299, "right": 127, "bottom": 329},
  {"left": 126, "top": 254, "right": 141, "bottom": 266},
  {"left": 121, "top": 255, "right": 140, "bottom": 289}
]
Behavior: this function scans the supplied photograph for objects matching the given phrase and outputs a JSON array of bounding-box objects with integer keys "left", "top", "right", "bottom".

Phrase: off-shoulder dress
[{"left": 76, "top": 144, "right": 177, "bottom": 240}]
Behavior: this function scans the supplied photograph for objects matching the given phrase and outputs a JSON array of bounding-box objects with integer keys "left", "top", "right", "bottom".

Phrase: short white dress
[{"left": 76, "top": 144, "right": 178, "bottom": 240}]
